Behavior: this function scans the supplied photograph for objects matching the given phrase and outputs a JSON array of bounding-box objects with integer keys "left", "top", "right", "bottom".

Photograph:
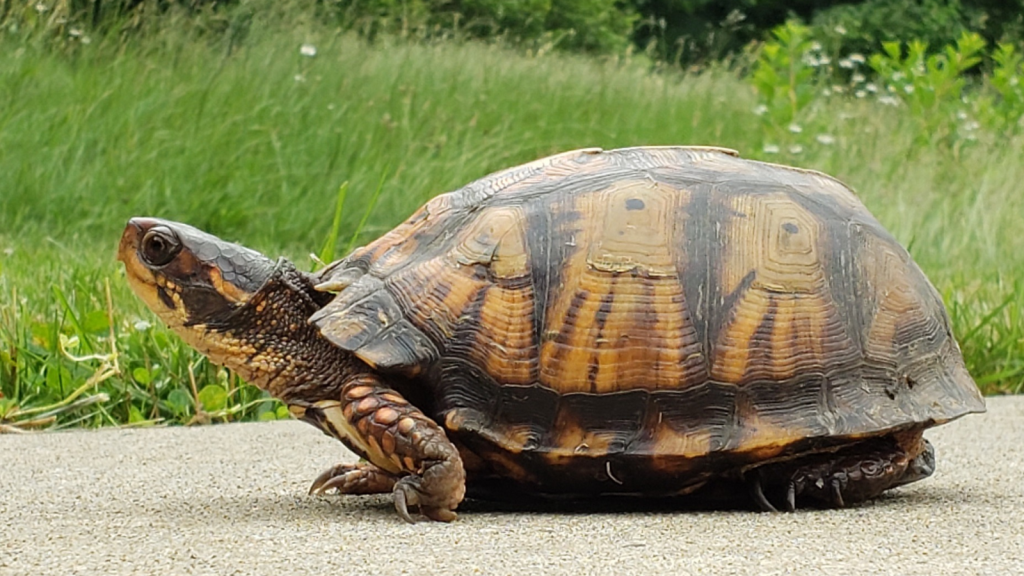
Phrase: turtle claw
[
  {"left": 785, "top": 482, "right": 797, "bottom": 512},
  {"left": 309, "top": 464, "right": 350, "bottom": 495},
  {"left": 308, "top": 462, "right": 397, "bottom": 496},
  {"left": 748, "top": 471, "right": 779, "bottom": 512},
  {"left": 830, "top": 478, "right": 846, "bottom": 507},
  {"left": 393, "top": 482, "right": 418, "bottom": 524},
  {"left": 392, "top": 475, "right": 459, "bottom": 523}
]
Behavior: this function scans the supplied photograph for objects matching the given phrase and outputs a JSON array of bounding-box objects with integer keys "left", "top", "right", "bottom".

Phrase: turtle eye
[{"left": 140, "top": 227, "right": 182, "bottom": 267}]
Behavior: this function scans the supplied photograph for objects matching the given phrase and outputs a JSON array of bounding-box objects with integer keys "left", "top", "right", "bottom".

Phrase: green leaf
[
  {"left": 81, "top": 310, "right": 109, "bottom": 334},
  {"left": 166, "top": 389, "right": 192, "bottom": 413},
  {"left": 45, "top": 364, "right": 72, "bottom": 392},
  {"left": 128, "top": 405, "right": 146, "bottom": 423},
  {"left": 197, "top": 384, "right": 227, "bottom": 412},
  {"left": 275, "top": 404, "right": 290, "bottom": 419},
  {"left": 132, "top": 367, "right": 152, "bottom": 385},
  {"left": 258, "top": 411, "right": 278, "bottom": 421}
]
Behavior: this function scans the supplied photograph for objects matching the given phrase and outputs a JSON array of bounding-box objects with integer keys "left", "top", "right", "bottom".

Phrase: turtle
[{"left": 118, "top": 146, "right": 985, "bottom": 522}]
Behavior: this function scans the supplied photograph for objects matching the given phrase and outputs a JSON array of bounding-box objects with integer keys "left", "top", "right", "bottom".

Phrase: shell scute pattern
[{"left": 311, "top": 146, "right": 984, "bottom": 463}]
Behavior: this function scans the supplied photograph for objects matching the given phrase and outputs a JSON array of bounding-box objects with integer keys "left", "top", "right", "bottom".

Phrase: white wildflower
[
  {"left": 855, "top": 90, "right": 867, "bottom": 98},
  {"left": 848, "top": 53, "right": 866, "bottom": 64},
  {"left": 816, "top": 134, "right": 836, "bottom": 145},
  {"left": 834, "top": 25, "right": 847, "bottom": 35},
  {"left": 753, "top": 104, "right": 768, "bottom": 116},
  {"left": 865, "top": 82, "right": 878, "bottom": 93},
  {"left": 839, "top": 58, "right": 855, "bottom": 69},
  {"left": 34, "top": 3, "right": 47, "bottom": 12},
  {"left": 789, "top": 144, "right": 804, "bottom": 154},
  {"left": 300, "top": 43, "right": 317, "bottom": 57},
  {"left": 903, "top": 84, "right": 915, "bottom": 94},
  {"left": 851, "top": 73, "right": 866, "bottom": 84},
  {"left": 763, "top": 144, "right": 780, "bottom": 154},
  {"left": 956, "top": 110, "right": 968, "bottom": 120},
  {"left": 294, "top": 74, "right": 306, "bottom": 83},
  {"left": 788, "top": 123, "right": 803, "bottom": 133},
  {"left": 878, "top": 95, "right": 900, "bottom": 106},
  {"left": 134, "top": 320, "right": 152, "bottom": 331}
]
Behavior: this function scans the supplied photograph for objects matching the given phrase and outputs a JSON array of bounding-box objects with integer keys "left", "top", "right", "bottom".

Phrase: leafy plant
[
  {"left": 974, "top": 43, "right": 1024, "bottom": 133},
  {"left": 867, "top": 31, "right": 986, "bottom": 142},
  {"left": 748, "top": 20, "right": 832, "bottom": 156}
]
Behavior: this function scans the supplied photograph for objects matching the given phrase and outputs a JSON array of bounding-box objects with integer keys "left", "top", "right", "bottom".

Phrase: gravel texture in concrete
[{"left": 1, "top": 397, "right": 1021, "bottom": 576}]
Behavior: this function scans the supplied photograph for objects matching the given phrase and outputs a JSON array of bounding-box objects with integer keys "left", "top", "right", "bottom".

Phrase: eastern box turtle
[{"left": 118, "top": 146, "right": 985, "bottom": 521}]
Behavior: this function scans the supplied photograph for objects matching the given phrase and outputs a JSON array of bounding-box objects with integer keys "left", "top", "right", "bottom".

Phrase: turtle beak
[{"left": 117, "top": 217, "right": 159, "bottom": 264}]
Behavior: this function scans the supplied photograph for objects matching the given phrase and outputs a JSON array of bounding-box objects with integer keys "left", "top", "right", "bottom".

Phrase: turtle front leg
[
  {"left": 296, "top": 375, "right": 466, "bottom": 522},
  {"left": 748, "top": 432, "right": 935, "bottom": 511}
]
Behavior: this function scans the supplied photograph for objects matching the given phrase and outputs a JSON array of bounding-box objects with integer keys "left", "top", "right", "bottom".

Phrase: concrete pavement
[{"left": 1, "top": 396, "right": 1022, "bottom": 575}]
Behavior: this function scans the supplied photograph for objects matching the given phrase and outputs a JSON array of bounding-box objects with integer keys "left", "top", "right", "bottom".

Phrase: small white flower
[
  {"left": 300, "top": 43, "right": 317, "bottom": 57},
  {"left": 956, "top": 110, "right": 968, "bottom": 120},
  {"left": 809, "top": 41, "right": 823, "bottom": 52},
  {"left": 848, "top": 53, "right": 866, "bottom": 64},
  {"left": 821, "top": 87, "right": 833, "bottom": 97},
  {"left": 68, "top": 28, "right": 82, "bottom": 38},
  {"left": 903, "top": 84, "right": 915, "bottom": 94},
  {"left": 831, "top": 84, "right": 845, "bottom": 94},
  {"left": 2, "top": 247, "right": 13, "bottom": 256},
  {"left": 134, "top": 320, "right": 152, "bottom": 331},
  {"left": 839, "top": 58, "right": 855, "bottom": 69},
  {"left": 294, "top": 74, "right": 306, "bottom": 83},
  {"left": 763, "top": 144, "right": 780, "bottom": 154},
  {"left": 962, "top": 121, "right": 980, "bottom": 131},
  {"left": 865, "top": 82, "right": 878, "bottom": 93},
  {"left": 816, "top": 134, "right": 836, "bottom": 145},
  {"left": 788, "top": 144, "right": 804, "bottom": 154},
  {"left": 851, "top": 73, "right": 866, "bottom": 84},
  {"left": 34, "top": 3, "right": 47, "bottom": 12},
  {"left": 834, "top": 25, "right": 847, "bottom": 35},
  {"left": 788, "top": 123, "right": 803, "bottom": 133},
  {"left": 892, "top": 71, "right": 906, "bottom": 81},
  {"left": 878, "top": 95, "right": 901, "bottom": 106},
  {"left": 753, "top": 104, "right": 768, "bottom": 116},
  {"left": 855, "top": 90, "right": 867, "bottom": 98}
]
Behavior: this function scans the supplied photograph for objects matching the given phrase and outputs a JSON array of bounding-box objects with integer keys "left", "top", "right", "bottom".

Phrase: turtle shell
[{"left": 310, "top": 146, "right": 984, "bottom": 493}]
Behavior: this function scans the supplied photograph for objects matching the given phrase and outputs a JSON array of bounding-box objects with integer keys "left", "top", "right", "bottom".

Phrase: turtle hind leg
[{"left": 750, "top": 433, "right": 935, "bottom": 511}]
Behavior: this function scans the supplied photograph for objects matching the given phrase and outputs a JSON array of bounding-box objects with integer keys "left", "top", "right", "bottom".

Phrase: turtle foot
[{"left": 748, "top": 435, "right": 934, "bottom": 511}]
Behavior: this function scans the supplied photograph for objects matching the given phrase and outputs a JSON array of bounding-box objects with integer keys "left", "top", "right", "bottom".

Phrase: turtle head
[{"left": 118, "top": 218, "right": 334, "bottom": 395}]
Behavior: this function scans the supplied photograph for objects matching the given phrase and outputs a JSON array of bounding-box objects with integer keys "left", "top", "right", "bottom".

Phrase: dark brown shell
[{"left": 310, "top": 146, "right": 984, "bottom": 491}]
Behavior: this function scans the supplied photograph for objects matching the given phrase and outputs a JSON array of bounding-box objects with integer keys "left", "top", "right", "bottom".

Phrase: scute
[{"left": 311, "top": 146, "right": 985, "bottom": 470}]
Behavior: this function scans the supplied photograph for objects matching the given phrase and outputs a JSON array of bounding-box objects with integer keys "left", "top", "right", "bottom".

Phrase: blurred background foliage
[{"left": 4, "top": 0, "right": 1024, "bottom": 66}]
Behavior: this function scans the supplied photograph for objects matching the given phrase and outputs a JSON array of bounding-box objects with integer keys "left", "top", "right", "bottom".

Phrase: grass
[{"left": 1, "top": 12, "right": 1021, "bottom": 429}]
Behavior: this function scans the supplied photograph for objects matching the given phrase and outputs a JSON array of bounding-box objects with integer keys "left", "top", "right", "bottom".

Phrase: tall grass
[{"left": 1, "top": 13, "right": 1021, "bottom": 429}]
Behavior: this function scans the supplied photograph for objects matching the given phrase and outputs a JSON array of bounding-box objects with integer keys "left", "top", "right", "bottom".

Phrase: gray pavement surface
[{"left": 1, "top": 397, "right": 1022, "bottom": 576}]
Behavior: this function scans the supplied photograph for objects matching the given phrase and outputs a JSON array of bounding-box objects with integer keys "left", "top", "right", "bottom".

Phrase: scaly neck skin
[{"left": 181, "top": 264, "right": 368, "bottom": 404}]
